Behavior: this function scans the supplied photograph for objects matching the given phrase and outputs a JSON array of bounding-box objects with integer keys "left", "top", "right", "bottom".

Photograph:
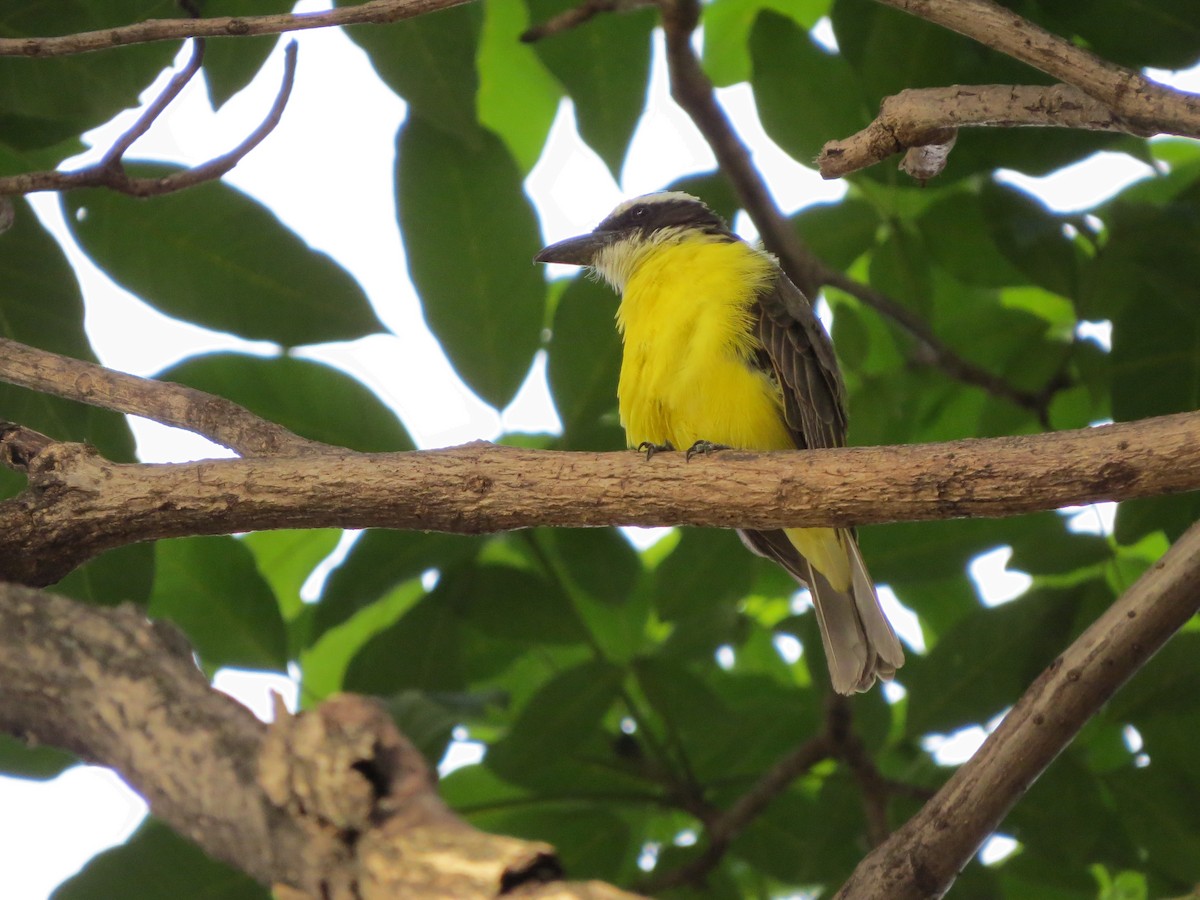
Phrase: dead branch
[
  {"left": 874, "top": 0, "right": 1200, "bottom": 138},
  {"left": 520, "top": 0, "right": 657, "bottom": 43},
  {"left": 0, "top": 339, "right": 329, "bottom": 457},
  {"left": 834, "top": 519, "right": 1200, "bottom": 899},
  {"left": 819, "top": 83, "right": 1157, "bottom": 180},
  {"left": 2, "top": 409, "right": 1198, "bottom": 586},
  {"left": 0, "top": 41, "right": 297, "bottom": 199},
  {"left": 0, "top": 0, "right": 472, "bottom": 58},
  {"left": 0, "top": 582, "right": 642, "bottom": 899}
]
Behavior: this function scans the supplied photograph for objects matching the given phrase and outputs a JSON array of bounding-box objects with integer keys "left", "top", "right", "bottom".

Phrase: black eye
[{"left": 631, "top": 205, "right": 648, "bottom": 219}]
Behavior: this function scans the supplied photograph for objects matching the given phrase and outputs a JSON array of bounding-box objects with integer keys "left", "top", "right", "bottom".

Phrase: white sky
[{"left": 6, "top": 5, "right": 1199, "bottom": 895}]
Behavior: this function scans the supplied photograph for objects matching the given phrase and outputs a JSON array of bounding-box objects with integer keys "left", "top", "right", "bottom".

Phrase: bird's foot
[
  {"left": 637, "top": 440, "right": 675, "bottom": 460},
  {"left": 685, "top": 440, "right": 731, "bottom": 461}
]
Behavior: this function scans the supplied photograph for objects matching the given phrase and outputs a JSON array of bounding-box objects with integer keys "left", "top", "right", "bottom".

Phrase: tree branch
[
  {"left": 874, "top": 0, "right": 1200, "bottom": 138},
  {"left": 0, "top": 0, "right": 473, "bottom": 58},
  {"left": 835, "top": 519, "right": 1200, "bottom": 899},
  {"left": 654, "top": 0, "right": 1051, "bottom": 419},
  {"left": 818, "top": 84, "right": 1135, "bottom": 180},
  {"left": 0, "top": 41, "right": 298, "bottom": 199},
  {"left": 0, "top": 582, "right": 643, "bottom": 898},
  {"left": 0, "top": 339, "right": 329, "bottom": 457},
  {"left": 3, "top": 408, "right": 1198, "bottom": 587}
]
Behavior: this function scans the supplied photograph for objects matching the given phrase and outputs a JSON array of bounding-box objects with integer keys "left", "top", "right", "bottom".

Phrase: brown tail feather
[{"left": 739, "top": 528, "right": 904, "bottom": 694}]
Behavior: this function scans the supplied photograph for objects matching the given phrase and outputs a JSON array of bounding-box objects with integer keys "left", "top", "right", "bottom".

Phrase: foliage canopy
[{"left": 2, "top": 0, "right": 1199, "bottom": 897}]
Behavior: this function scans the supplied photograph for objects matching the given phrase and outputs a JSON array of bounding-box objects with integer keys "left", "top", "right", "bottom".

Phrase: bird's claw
[
  {"left": 685, "top": 440, "right": 731, "bottom": 461},
  {"left": 637, "top": 440, "right": 675, "bottom": 460}
]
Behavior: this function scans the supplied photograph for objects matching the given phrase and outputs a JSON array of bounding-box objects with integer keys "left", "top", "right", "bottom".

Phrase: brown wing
[{"left": 752, "top": 271, "right": 848, "bottom": 451}]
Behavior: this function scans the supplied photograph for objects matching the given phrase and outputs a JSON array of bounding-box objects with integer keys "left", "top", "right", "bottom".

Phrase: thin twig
[
  {"left": 521, "top": 0, "right": 656, "bottom": 43},
  {"left": 0, "top": 338, "right": 330, "bottom": 457},
  {"left": 0, "top": 0, "right": 472, "bottom": 57},
  {"left": 825, "top": 696, "right": 890, "bottom": 847},
  {"left": 0, "top": 41, "right": 298, "bottom": 199},
  {"left": 655, "top": 0, "right": 1054, "bottom": 420}
]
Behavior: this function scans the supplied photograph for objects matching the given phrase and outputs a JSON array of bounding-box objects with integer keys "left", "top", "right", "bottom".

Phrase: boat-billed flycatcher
[{"left": 535, "top": 192, "right": 903, "bottom": 694}]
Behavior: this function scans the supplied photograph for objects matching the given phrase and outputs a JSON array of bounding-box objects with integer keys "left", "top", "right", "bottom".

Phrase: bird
[{"left": 534, "top": 191, "right": 903, "bottom": 694}]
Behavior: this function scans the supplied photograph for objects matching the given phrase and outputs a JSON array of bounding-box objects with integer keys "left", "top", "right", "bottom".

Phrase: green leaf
[
  {"left": 149, "top": 536, "right": 288, "bottom": 672},
  {"left": 452, "top": 562, "right": 589, "bottom": 646},
  {"left": 477, "top": 0, "right": 561, "bottom": 172},
  {"left": 750, "top": 10, "right": 871, "bottom": 166},
  {"left": 56, "top": 543, "right": 156, "bottom": 607},
  {"left": 54, "top": 818, "right": 266, "bottom": 900},
  {"left": 904, "top": 585, "right": 1085, "bottom": 737},
  {"left": 981, "top": 181, "right": 1081, "bottom": 300},
  {"left": 385, "top": 689, "right": 459, "bottom": 766},
  {"left": 486, "top": 659, "right": 623, "bottom": 781},
  {"left": 653, "top": 528, "right": 754, "bottom": 621},
  {"left": 198, "top": 1, "right": 292, "bottom": 108},
  {"left": 0, "top": 200, "right": 135, "bottom": 500},
  {"left": 547, "top": 275, "right": 625, "bottom": 450},
  {"left": 0, "top": 734, "right": 74, "bottom": 780},
  {"left": 468, "top": 804, "right": 633, "bottom": 883},
  {"left": 157, "top": 353, "right": 412, "bottom": 452},
  {"left": 1033, "top": 0, "right": 1200, "bottom": 70},
  {"left": 343, "top": 2, "right": 483, "bottom": 141},
  {"left": 0, "top": 1, "right": 177, "bottom": 155},
  {"left": 239, "top": 528, "right": 342, "bottom": 622},
  {"left": 314, "top": 530, "right": 482, "bottom": 638},
  {"left": 342, "top": 587, "right": 465, "bottom": 694},
  {"left": 533, "top": 530, "right": 650, "bottom": 663},
  {"left": 792, "top": 198, "right": 879, "bottom": 271},
  {"left": 917, "top": 190, "right": 1027, "bottom": 288},
  {"left": 702, "top": 0, "right": 831, "bottom": 87},
  {"left": 869, "top": 225, "right": 933, "bottom": 318},
  {"left": 63, "top": 168, "right": 384, "bottom": 347},
  {"left": 396, "top": 114, "right": 544, "bottom": 407},
  {"left": 527, "top": 0, "right": 655, "bottom": 178}
]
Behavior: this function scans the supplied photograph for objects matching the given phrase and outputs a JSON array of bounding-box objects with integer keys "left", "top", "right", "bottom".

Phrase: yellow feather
[{"left": 612, "top": 234, "right": 852, "bottom": 592}]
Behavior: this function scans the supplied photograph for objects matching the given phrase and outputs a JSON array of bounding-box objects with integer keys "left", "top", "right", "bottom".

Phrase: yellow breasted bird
[{"left": 535, "top": 192, "right": 903, "bottom": 694}]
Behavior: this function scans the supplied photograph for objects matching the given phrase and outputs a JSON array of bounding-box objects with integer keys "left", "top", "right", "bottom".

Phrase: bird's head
[{"left": 534, "top": 192, "right": 732, "bottom": 290}]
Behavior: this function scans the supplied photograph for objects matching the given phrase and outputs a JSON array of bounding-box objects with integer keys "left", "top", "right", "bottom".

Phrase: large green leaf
[
  {"left": 314, "top": 529, "right": 482, "bottom": 638},
  {"left": 55, "top": 543, "right": 156, "bottom": 607},
  {"left": 0, "top": 1, "right": 177, "bottom": 159},
  {"left": 0, "top": 200, "right": 136, "bottom": 500},
  {"left": 749, "top": 10, "right": 871, "bottom": 168},
  {"left": 702, "top": 0, "right": 830, "bottom": 86},
  {"left": 527, "top": 0, "right": 655, "bottom": 178},
  {"left": 149, "top": 535, "right": 288, "bottom": 672},
  {"left": 157, "top": 353, "right": 412, "bottom": 452},
  {"left": 546, "top": 274, "right": 624, "bottom": 450},
  {"left": 477, "top": 0, "right": 561, "bottom": 171},
  {"left": 63, "top": 168, "right": 384, "bottom": 347},
  {"left": 396, "top": 114, "right": 544, "bottom": 407},
  {"left": 486, "top": 658, "right": 624, "bottom": 781},
  {"left": 652, "top": 527, "right": 754, "bottom": 621},
  {"left": 342, "top": 2, "right": 482, "bottom": 141},
  {"left": 199, "top": 1, "right": 292, "bottom": 109},
  {"left": 54, "top": 818, "right": 266, "bottom": 900},
  {"left": 1031, "top": 0, "right": 1200, "bottom": 70},
  {"left": 792, "top": 197, "right": 879, "bottom": 271},
  {"left": 904, "top": 585, "right": 1087, "bottom": 737},
  {"left": 0, "top": 734, "right": 75, "bottom": 780}
]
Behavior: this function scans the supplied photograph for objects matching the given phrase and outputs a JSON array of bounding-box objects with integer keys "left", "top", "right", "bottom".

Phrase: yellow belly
[
  {"left": 616, "top": 238, "right": 789, "bottom": 451},
  {"left": 615, "top": 236, "right": 850, "bottom": 592}
]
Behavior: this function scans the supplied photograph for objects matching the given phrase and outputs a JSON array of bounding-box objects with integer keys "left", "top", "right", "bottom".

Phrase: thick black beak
[{"left": 534, "top": 231, "right": 614, "bottom": 267}]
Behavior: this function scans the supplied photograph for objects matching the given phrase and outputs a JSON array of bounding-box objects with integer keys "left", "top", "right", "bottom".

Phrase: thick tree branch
[
  {"left": 818, "top": 84, "right": 1135, "bottom": 180},
  {"left": 0, "top": 0, "right": 473, "bottom": 58},
  {"left": 0, "top": 340, "right": 328, "bottom": 457},
  {"left": 3, "top": 408, "right": 1198, "bottom": 588},
  {"left": 835, "top": 519, "right": 1200, "bottom": 899},
  {"left": 653, "top": 0, "right": 1051, "bottom": 419},
  {"left": 874, "top": 0, "right": 1200, "bottom": 138},
  {"left": 0, "top": 41, "right": 297, "bottom": 199},
  {"left": 0, "top": 582, "right": 641, "bottom": 898}
]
